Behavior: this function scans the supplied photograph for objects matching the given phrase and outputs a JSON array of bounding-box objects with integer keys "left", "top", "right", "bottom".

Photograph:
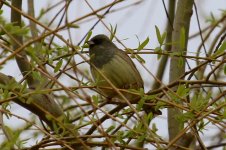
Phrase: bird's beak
[{"left": 87, "top": 40, "right": 95, "bottom": 46}]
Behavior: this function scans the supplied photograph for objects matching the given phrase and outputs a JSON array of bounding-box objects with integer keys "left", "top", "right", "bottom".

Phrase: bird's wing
[
  {"left": 115, "top": 49, "right": 144, "bottom": 88},
  {"left": 95, "top": 48, "right": 143, "bottom": 89}
]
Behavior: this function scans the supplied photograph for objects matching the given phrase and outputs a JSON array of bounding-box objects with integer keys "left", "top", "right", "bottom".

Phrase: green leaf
[
  {"left": 106, "top": 125, "right": 115, "bottom": 133},
  {"left": 116, "top": 112, "right": 124, "bottom": 119},
  {"left": 177, "top": 84, "right": 190, "bottom": 98},
  {"left": 92, "top": 95, "right": 99, "bottom": 105},
  {"left": 137, "top": 133, "right": 146, "bottom": 142},
  {"left": 190, "top": 92, "right": 210, "bottom": 111},
  {"left": 123, "top": 130, "right": 134, "bottom": 138},
  {"left": 213, "top": 41, "right": 226, "bottom": 57},
  {"left": 152, "top": 123, "right": 158, "bottom": 133},
  {"left": 137, "top": 37, "right": 149, "bottom": 51},
  {"left": 161, "top": 32, "right": 167, "bottom": 44},
  {"left": 20, "top": 81, "right": 27, "bottom": 93},
  {"left": 37, "top": 8, "right": 45, "bottom": 19},
  {"left": 2, "top": 90, "right": 10, "bottom": 99},
  {"left": 156, "top": 101, "right": 165, "bottom": 110},
  {"left": 84, "top": 31, "right": 92, "bottom": 43},
  {"left": 48, "top": 57, "right": 53, "bottom": 65},
  {"left": 3, "top": 126, "right": 21, "bottom": 147},
  {"left": 117, "top": 131, "right": 126, "bottom": 144},
  {"left": 147, "top": 112, "right": 154, "bottom": 122},
  {"left": 197, "top": 119, "right": 209, "bottom": 132},
  {"left": 137, "top": 98, "right": 145, "bottom": 111},
  {"left": 110, "top": 24, "right": 117, "bottom": 41},
  {"left": 176, "top": 112, "right": 195, "bottom": 124},
  {"left": 67, "top": 23, "right": 79, "bottom": 28},
  {"left": 54, "top": 59, "right": 63, "bottom": 73},
  {"left": 155, "top": 26, "right": 162, "bottom": 45},
  {"left": 155, "top": 25, "right": 161, "bottom": 43},
  {"left": 82, "top": 31, "right": 92, "bottom": 50},
  {"left": 134, "top": 122, "right": 144, "bottom": 133},
  {"left": 135, "top": 54, "right": 145, "bottom": 63},
  {"left": 155, "top": 46, "right": 162, "bottom": 59},
  {"left": 128, "top": 88, "right": 144, "bottom": 97},
  {"left": 155, "top": 25, "right": 166, "bottom": 45},
  {"left": 223, "top": 107, "right": 226, "bottom": 118},
  {"left": 206, "top": 12, "right": 217, "bottom": 24},
  {"left": 180, "top": 27, "right": 185, "bottom": 49},
  {"left": 126, "top": 48, "right": 135, "bottom": 58},
  {"left": 143, "top": 95, "right": 156, "bottom": 101},
  {"left": 168, "top": 90, "right": 181, "bottom": 103},
  {"left": 224, "top": 65, "right": 226, "bottom": 75},
  {"left": 3, "top": 23, "right": 29, "bottom": 36}
]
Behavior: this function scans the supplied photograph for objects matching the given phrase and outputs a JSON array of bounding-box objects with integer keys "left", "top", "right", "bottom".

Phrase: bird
[{"left": 87, "top": 34, "right": 161, "bottom": 115}]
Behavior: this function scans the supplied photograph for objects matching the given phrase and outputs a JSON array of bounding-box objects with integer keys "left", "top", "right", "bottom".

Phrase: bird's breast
[{"left": 91, "top": 54, "right": 142, "bottom": 93}]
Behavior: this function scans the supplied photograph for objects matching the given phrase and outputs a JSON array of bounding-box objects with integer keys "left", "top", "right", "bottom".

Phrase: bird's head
[
  {"left": 87, "top": 34, "right": 116, "bottom": 67},
  {"left": 87, "top": 34, "right": 115, "bottom": 49}
]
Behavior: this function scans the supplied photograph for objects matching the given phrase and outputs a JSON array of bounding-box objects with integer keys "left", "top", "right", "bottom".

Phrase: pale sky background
[{"left": 0, "top": 0, "right": 225, "bottom": 149}]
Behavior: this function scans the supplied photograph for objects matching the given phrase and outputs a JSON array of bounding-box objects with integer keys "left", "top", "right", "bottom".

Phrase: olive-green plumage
[{"left": 88, "top": 34, "right": 143, "bottom": 100}]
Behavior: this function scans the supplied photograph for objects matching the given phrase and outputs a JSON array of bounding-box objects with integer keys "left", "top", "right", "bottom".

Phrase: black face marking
[{"left": 88, "top": 35, "right": 116, "bottom": 68}]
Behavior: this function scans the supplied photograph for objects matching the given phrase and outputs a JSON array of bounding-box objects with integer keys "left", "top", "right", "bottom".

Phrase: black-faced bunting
[{"left": 87, "top": 34, "right": 161, "bottom": 115}]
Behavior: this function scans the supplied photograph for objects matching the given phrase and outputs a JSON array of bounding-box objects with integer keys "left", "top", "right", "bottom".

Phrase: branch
[
  {"left": 11, "top": 0, "right": 39, "bottom": 88},
  {"left": 168, "top": 0, "right": 194, "bottom": 149}
]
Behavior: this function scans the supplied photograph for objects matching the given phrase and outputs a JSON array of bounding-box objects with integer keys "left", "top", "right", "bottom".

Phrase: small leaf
[
  {"left": 137, "top": 134, "right": 146, "bottom": 142},
  {"left": 110, "top": 24, "right": 117, "bottom": 41},
  {"left": 144, "top": 94, "right": 156, "bottom": 101},
  {"left": 54, "top": 59, "right": 63, "bottom": 73},
  {"left": 106, "top": 125, "right": 115, "bottom": 133},
  {"left": 92, "top": 95, "right": 99, "bottom": 105},
  {"left": 224, "top": 65, "right": 226, "bottom": 75},
  {"left": 223, "top": 107, "right": 226, "bottom": 118},
  {"left": 137, "top": 98, "right": 145, "bottom": 111},
  {"left": 206, "top": 12, "right": 217, "bottom": 24},
  {"left": 135, "top": 54, "right": 145, "bottom": 63},
  {"left": 20, "top": 81, "right": 27, "bottom": 93},
  {"left": 2, "top": 90, "right": 10, "bottom": 99},
  {"left": 161, "top": 32, "right": 167, "bottom": 44},
  {"left": 152, "top": 123, "right": 158, "bottom": 133},
  {"left": 3, "top": 23, "right": 29, "bottom": 36},
  {"left": 84, "top": 31, "right": 92, "bottom": 43},
  {"left": 117, "top": 131, "right": 125, "bottom": 144},
  {"left": 155, "top": 26, "right": 166, "bottom": 45},
  {"left": 67, "top": 23, "right": 79, "bottom": 28},
  {"left": 123, "top": 130, "right": 134, "bottom": 138},
  {"left": 197, "top": 119, "right": 208, "bottom": 132},
  {"left": 155, "top": 46, "right": 162, "bottom": 59},
  {"left": 177, "top": 112, "right": 195, "bottom": 123},
  {"left": 177, "top": 84, "right": 190, "bottom": 98},
  {"left": 155, "top": 26, "right": 161, "bottom": 44},
  {"left": 137, "top": 37, "right": 149, "bottom": 51},
  {"left": 116, "top": 112, "right": 124, "bottom": 119},
  {"left": 48, "top": 58, "right": 53, "bottom": 65},
  {"left": 147, "top": 112, "right": 154, "bottom": 122},
  {"left": 126, "top": 48, "right": 135, "bottom": 58},
  {"left": 213, "top": 41, "right": 226, "bottom": 57},
  {"left": 190, "top": 92, "right": 210, "bottom": 111}
]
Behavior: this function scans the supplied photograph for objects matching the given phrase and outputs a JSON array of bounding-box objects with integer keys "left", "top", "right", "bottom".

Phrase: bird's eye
[{"left": 93, "top": 39, "right": 101, "bottom": 44}]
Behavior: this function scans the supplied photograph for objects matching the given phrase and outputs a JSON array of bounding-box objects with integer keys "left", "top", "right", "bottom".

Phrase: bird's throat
[{"left": 90, "top": 47, "right": 115, "bottom": 68}]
